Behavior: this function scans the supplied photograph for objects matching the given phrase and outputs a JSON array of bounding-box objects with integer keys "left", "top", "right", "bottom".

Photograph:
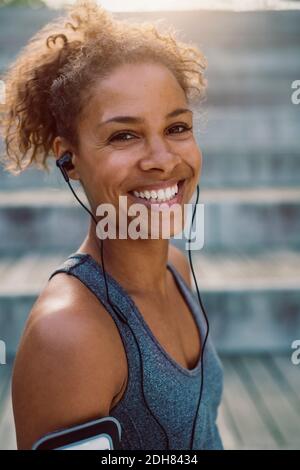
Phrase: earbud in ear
[{"left": 56, "top": 151, "right": 74, "bottom": 182}]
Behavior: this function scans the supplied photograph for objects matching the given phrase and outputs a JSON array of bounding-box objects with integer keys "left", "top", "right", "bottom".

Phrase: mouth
[{"left": 127, "top": 179, "right": 186, "bottom": 208}]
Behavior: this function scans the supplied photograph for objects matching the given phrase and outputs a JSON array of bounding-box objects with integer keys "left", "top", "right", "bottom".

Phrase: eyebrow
[{"left": 96, "top": 107, "right": 193, "bottom": 128}]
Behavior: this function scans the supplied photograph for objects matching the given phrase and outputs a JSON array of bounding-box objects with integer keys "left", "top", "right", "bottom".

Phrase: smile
[{"left": 128, "top": 179, "right": 185, "bottom": 206}]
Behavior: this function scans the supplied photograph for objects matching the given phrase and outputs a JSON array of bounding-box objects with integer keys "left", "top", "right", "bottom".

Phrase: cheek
[
  {"left": 198, "top": 153, "right": 203, "bottom": 178},
  {"left": 195, "top": 147, "right": 203, "bottom": 170},
  {"left": 191, "top": 148, "right": 202, "bottom": 184},
  {"left": 77, "top": 159, "right": 107, "bottom": 207},
  {"left": 185, "top": 146, "right": 202, "bottom": 178},
  {"left": 184, "top": 148, "right": 202, "bottom": 201},
  {"left": 89, "top": 162, "right": 127, "bottom": 205}
]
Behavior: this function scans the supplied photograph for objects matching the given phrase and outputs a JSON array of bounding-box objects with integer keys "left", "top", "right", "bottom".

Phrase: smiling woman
[{"left": 0, "top": 0, "right": 224, "bottom": 451}]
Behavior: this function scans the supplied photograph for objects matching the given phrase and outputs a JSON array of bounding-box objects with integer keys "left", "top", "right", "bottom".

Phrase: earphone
[{"left": 56, "top": 151, "right": 209, "bottom": 450}]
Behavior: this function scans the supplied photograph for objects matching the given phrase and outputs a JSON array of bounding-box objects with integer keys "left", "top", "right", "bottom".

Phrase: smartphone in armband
[{"left": 32, "top": 416, "right": 122, "bottom": 450}]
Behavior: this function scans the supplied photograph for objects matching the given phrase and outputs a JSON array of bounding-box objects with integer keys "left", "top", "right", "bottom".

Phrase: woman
[{"left": 1, "top": 0, "right": 224, "bottom": 450}]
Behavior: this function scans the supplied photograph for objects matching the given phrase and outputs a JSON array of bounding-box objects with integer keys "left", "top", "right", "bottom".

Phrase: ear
[{"left": 52, "top": 136, "right": 81, "bottom": 181}]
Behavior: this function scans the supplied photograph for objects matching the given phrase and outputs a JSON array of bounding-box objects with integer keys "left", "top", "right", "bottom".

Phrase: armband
[{"left": 32, "top": 416, "right": 122, "bottom": 450}]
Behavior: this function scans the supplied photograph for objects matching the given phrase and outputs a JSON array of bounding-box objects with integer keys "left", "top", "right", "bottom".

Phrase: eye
[
  {"left": 109, "top": 131, "right": 137, "bottom": 143},
  {"left": 167, "top": 124, "right": 193, "bottom": 135},
  {"left": 108, "top": 123, "right": 192, "bottom": 144}
]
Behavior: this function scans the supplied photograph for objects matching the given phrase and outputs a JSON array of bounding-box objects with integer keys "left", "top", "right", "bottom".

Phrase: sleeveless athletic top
[{"left": 48, "top": 252, "right": 224, "bottom": 450}]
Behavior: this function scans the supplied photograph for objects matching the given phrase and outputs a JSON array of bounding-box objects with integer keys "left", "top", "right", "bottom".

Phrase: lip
[
  {"left": 128, "top": 178, "right": 183, "bottom": 193},
  {"left": 126, "top": 179, "right": 186, "bottom": 209}
]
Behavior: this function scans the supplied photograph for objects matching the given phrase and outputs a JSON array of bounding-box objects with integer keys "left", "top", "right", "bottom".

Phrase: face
[{"left": 57, "top": 62, "right": 202, "bottom": 239}]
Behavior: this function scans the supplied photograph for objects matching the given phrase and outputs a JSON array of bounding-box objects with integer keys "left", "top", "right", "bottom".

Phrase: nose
[{"left": 138, "top": 136, "right": 181, "bottom": 174}]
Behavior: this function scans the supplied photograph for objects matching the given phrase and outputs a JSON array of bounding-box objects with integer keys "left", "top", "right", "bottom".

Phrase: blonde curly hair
[{"left": 0, "top": 0, "right": 207, "bottom": 175}]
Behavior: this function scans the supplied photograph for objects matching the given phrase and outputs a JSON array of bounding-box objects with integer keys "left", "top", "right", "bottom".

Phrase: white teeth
[
  {"left": 157, "top": 189, "right": 165, "bottom": 200},
  {"left": 131, "top": 182, "right": 180, "bottom": 202},
  {"left": 165, "top": 187, "right": 172, "bottom": 199}
]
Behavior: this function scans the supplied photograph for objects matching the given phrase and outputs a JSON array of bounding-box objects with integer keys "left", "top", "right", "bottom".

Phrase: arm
[{"left": 12, "top": 276, "right": 125, "bottom": 449}]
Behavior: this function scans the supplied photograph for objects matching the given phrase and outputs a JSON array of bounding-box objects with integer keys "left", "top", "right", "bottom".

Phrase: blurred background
[{"left": 0, "top": 0, "right": 300, "bottom": 450}]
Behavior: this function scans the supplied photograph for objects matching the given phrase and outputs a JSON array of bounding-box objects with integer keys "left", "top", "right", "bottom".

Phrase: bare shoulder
[
  {"left": 12, "top": 272, "right": 126, "bottom": 449},
  {"left": 168, "top": 244, "right": 192, "bottom": 288}
]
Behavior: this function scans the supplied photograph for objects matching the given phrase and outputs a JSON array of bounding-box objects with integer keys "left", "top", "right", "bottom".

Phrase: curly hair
[{"left": 0, "top": 0, "right": 207, "bottom": 175}]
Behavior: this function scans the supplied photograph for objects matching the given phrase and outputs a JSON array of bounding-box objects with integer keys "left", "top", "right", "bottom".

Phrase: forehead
[{"left": 83, "top": 62, "right": 187, "bottom": 122}]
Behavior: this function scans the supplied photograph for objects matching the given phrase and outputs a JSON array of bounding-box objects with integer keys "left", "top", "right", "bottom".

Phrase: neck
[{"left": 79, "top": 218, "right": 171, "bottom": 298}]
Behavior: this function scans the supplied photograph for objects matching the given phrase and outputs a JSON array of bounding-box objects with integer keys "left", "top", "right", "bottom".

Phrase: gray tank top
[{"left": 48, "top": 252, "right": 224, "bottom": 450}]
